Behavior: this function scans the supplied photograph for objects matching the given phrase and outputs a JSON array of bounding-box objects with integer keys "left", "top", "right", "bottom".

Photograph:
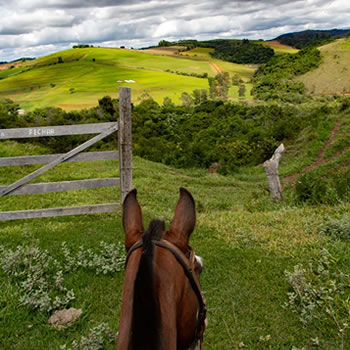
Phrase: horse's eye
[{"left": 194, "top": 255, "right": 204, "bottom": 274}]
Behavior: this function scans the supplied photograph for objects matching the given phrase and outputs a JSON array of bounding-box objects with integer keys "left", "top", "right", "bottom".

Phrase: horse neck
[{"left": 130, "top": 220, "right": 164, "bottom": 350}]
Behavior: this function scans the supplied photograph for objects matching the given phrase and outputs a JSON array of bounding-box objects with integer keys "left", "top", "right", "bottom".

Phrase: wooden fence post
[
  {"left": 264, "top": 143, "right": 285, "bottom": 201},
  {"left": 118, "top": 87, "right": 133, "bottom": 203}
]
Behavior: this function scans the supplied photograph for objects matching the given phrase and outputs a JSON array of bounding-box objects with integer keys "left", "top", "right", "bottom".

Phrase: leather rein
[{"left": 125, "top": 238, "right": 207, "bottom": 349}]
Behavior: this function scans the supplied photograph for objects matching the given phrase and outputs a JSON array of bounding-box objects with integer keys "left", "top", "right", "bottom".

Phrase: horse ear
[
  {"left": 166, "top": 187, "right": 196, "bottom": 252},
  {"left": 123, "top": 189, "right": 144, "bottom": 251}
]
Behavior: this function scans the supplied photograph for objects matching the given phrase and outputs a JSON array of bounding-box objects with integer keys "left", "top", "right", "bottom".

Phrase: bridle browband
[{"left": 125, "top": 238, "right": 207, "bottom": 349}]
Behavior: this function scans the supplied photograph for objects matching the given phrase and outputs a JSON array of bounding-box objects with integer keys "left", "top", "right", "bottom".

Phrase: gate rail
[{"left": 0, "top": 87, "right": 132, "bottom": 221}]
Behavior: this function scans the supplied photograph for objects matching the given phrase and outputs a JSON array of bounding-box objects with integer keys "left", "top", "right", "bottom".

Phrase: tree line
[{"left": 158, "top": 38, "right": 274, "bottom": 64}]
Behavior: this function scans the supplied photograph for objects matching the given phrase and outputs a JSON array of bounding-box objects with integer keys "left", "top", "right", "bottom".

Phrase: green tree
[
  {"left": 158, "top": 40, "right": 172, "bottom": 47},
  {"left": 238, "top": 84, "right": 246, "bottom": 98},
  {"left": 232, "top": 74, "right": 241, "bottom": 86},
  {"left": 98, "top": 96, "right": 115, "bottom": 116},
  {"left": 192, "top": 89, "right": 208, "bottom": 105},
  {"left": 208, "top": 77, "right": 217, "bottom": 99},
  {"left": 216, "top": 72, "right": 230, "bottom": 99},
  {"left": 180, "top": 92, "right": 193, "bottom": 107},
  {"left": 163, "top": 96, "right": 174, "bottom": 107}
]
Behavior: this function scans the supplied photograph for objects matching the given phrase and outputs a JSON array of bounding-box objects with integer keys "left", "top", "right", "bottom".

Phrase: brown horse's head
[{"left": 117, "top": 188, "right": 206, "bottom": 350}]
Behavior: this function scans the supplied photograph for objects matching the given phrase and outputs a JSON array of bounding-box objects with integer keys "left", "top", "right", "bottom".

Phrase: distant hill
[
  {"left": 0, "top": 46, "right": 255, "bottom": 110},
  {"left": 275, "top": 29, "right": 349, "bottom": 48},
  {"left": 0, "top": 57, "right": 35, "bottom": 64}
]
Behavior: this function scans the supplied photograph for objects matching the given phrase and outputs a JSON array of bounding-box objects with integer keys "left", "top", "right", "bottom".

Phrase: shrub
[
  {"left": 0, "top": 242, "right": 75, "bottom": 313},
  {"left": 321, "top": 217, "right": 350, "bottom": 241},
  {"left": 284, "top": 249, "right": 350, "bottom": 347},
  {"left": 295, "top": 172, "right": 334, "bottom": 204},
  {"left": 0, "top": 234, "right": 125, "bottom": 313},
  {"left": 295, "top": 167, "right": 350, "bottom": 205},
  {"left": 61, "top": 323, "right": 117, "bottom": 350}
]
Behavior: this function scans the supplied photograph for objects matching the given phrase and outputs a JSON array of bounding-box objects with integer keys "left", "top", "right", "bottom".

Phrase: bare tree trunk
[{"left": 264, "top": 144, "right": 285, "bottom": 201}]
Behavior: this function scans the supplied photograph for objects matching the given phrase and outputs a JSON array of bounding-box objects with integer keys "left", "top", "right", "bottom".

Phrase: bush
[
  {"left": 284, "top": 249, "right": 350, "bottom": 344},
  {"left": 295, "top": 172, "right": 334, "bottom": 204},
  {"left": 295, "top": 167, "right": 350, "bottom": 205},
  {"left": 321, "top": 217, "right": 350, "bottom": 241},
  {"left": 0, "top": 234, "right": 125, "bottom": 313}
]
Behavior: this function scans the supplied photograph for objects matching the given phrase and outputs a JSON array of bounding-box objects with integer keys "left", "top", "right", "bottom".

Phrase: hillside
[
  {"left": 0, "top": 46, "right": 256, "bottom": 111},
  {"left": 297, "top": 38, "right": 350, "bottom": 96}
]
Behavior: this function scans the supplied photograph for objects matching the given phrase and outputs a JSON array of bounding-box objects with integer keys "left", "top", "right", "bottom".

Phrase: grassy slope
[
  {"left": 1, "top": 110, "right": 350, "bottom": 349},
  {"left": 0, "top": 47, "right": 256, "bottom": 111},
  {"left": 263, "top": 41, "right": 299, "bottom": 55},
  {"left": 297, "top": 38, "right": 350, "bottom": 96}
]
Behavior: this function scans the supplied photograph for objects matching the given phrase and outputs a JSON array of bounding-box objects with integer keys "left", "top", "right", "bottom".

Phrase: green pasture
[
  {"left": 0, "top": 47, "right": 256, "bottom": 110},
  {"left": 1, "top": 125, "right": 350, "bottom": 349}
]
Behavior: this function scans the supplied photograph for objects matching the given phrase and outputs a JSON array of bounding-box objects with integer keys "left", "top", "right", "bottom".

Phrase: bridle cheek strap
[{"left": 125, "top": 238, "right": 207, "bottom": 348}]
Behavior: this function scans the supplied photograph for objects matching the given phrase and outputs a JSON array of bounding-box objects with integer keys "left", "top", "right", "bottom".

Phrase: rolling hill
[
  {"left": 2, "top": 35, "right": 347, "bottom": 112},
  {"left": 0, "top": 46, "right": 256, "bottom": 111}
]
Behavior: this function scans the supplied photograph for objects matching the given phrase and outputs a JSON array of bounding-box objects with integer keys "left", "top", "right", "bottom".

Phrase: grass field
[
  {"left": 263, "top": 41, "right": 299, "bottom": 55},
  {"left": 0, "top": 46, "right": 256, "bottom": 111},
  {"left": 1, "top": 112, "right": 350, "bottom": 349},
  {"left": 297, "top": 38, "right": 350, "bottom": 96}
]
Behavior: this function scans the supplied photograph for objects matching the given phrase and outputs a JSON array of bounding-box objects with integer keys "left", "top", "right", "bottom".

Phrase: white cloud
[{"left": 0, "top": 0, "right": 349, "bottom": 61}]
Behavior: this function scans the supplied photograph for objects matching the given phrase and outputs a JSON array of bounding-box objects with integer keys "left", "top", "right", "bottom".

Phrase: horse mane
[{"left": 131, "top": 219, "right": 165, "bottom": 350}]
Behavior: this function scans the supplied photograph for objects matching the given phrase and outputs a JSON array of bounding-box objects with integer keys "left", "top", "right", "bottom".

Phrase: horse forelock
[{"left": 142, "top": 219, "right": 165, "bottom": 250}]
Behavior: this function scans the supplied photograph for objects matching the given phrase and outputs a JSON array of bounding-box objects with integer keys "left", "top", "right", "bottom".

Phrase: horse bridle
[{"left": 125, "top": 238, "right": 207, "bottom": 349}]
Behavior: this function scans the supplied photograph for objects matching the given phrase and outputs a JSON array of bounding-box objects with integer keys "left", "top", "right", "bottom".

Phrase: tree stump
[{"left": 264, "top": 144, "right": 285, "bottom": 201}]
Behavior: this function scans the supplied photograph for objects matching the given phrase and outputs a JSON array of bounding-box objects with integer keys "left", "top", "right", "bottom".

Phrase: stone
[{"left": 48, "top": 308, "right": 82, "bottom": 329}]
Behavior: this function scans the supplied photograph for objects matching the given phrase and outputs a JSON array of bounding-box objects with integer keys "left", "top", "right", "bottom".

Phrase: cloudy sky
[{"left": 0, "top": 0, "right": 349, "bottom": 61}]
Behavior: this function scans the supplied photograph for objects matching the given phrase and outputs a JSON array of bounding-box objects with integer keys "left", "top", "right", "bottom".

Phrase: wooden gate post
[{"left": 118, "top": 87, "right": 133, "bottom": 203}]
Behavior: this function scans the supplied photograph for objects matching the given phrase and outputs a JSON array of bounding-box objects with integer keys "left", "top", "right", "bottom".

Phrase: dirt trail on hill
[
  {"left": 210, "top": 63, "right": 223, "bottom": 74},
  {"left": 283, "top": 119, "right": 347, "bottom": 184},
  {"left": 0, "top": 63, "right": 12, "bottom": 71}
]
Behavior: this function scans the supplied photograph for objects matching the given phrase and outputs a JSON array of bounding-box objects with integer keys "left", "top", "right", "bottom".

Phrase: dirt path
[
  {"left": 210, "top": 63, "right": 223, "bottom": 74},
  {"left": 0, "top": 63, "right": 11, "bottom": 71},
  {"left": 283, "top": 119, "right": 345, "bottom": 183}
]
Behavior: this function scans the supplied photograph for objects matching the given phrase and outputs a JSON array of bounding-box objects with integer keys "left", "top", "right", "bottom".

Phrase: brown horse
[{"left": 117, "top": 188, "right": 206, "bottom": 350}]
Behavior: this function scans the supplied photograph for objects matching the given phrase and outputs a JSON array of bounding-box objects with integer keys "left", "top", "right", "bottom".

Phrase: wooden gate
[{"left": 0, "top": 87, "right": 132, "bottom": 221}]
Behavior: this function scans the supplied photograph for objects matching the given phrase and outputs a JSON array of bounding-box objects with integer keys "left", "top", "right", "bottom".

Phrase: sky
[{"left": 0, "top": 0, "right": 349, "bottom": 61}]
